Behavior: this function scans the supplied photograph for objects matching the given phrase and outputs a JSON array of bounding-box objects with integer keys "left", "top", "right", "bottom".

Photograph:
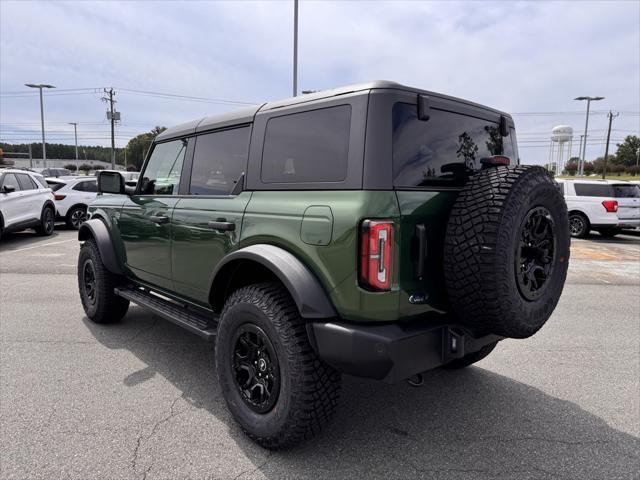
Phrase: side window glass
[
  {"left": 139, "top": 139, "right": 188, "bottom": 195},
  {"left": 16, "top": 174, "right": 36, "bottom": 190},
  {"left": 574, "top": 183, "right": 612, "bottom": 197},
  {"left": 261, "top": 105, "right": 351, "bottom": 183},
  {"left": 2, "top": 173, "right": 22, "bottom": 191},
  {"left": 190, "top": 127, "right": 250, "bottom": 195}
]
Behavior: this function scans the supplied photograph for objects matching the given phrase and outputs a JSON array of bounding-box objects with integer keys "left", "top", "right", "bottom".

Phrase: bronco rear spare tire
[{"left": 444, "top": 166, "right": 570, "bottom": 339}]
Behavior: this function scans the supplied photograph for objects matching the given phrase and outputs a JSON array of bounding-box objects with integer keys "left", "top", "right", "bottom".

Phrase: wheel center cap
[{"left": 258, "top": 358, "right": 267, "bottom": 372}]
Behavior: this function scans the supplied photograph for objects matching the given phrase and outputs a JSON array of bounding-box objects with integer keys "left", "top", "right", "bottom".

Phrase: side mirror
[
  {"left": 1, "top": 184, "right": 16, "bottom": 194},
  {"left": 98, "top": 171, "right": 125, "bottom": 195}
]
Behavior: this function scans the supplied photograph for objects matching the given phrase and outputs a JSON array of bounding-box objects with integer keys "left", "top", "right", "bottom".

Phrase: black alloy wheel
[
  {"left": 82, "top": 259, "right": 97, "bottom": 306},
  {"left": 515, "top": 206, "right": 556, "bottom": 301},
  {"left": 232, "top": 323, "right": 280, "bottom": 414}
]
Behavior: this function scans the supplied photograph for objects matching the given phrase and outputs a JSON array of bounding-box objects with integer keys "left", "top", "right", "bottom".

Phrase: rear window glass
[
  {"left": 574, "top": 183, "right": 613, "bottom": 197},
  {"left": 392, "top": 103, "right": 515, "bottom": 187},
  {"left": 73, "top": 180, "right": 98, "bottom": 192},
  {"left": 49, "top": 182, "right": 66, "bottom": 192},
  {"left": 612, "top": 184, "right": 640, "bottom": 198},
  {"left": 190, "top": 127, "right": 250, "bottom": 195},
  {"left": 261, "top": 105, "right": 351, "bottom": 183}
]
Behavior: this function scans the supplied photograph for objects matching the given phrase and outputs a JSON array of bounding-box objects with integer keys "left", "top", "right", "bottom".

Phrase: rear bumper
[
  {"left": 310, "top": 320, "right": 502, "bottom": 383},
  {"left": 593, "top": 219, "right": 640, "bottom": 229}
]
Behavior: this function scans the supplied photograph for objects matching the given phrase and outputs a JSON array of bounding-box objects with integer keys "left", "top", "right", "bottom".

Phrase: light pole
[
  {"left": 25, "top": 83, "right": 55, "bottom": 167},
  {"left": 574, "top": 96, "right": 604, "bottom": 176},
  {"left": 69, "top": 122, "right": 79, "bottom": 171},
  {"left": 293, "top": 0, "right": 298, "bottom": 97}
]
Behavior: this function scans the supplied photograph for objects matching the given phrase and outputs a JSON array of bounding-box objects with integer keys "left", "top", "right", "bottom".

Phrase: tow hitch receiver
[{"left": 443, "top": 327, "right": 466, "bottom": 361}]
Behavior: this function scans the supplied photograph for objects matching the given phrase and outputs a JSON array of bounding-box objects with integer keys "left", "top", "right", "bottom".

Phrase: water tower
[{"left": 549, "top": 125, "right": 573, "bottom": 174}]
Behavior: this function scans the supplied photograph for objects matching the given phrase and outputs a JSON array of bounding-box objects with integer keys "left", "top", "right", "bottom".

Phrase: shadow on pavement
[{"left": 85, "top": 308, "right": 639, "bottom": 480}]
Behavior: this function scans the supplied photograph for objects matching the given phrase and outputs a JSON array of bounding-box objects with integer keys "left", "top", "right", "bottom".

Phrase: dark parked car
[{"left": 77, "top": 81, "right": 570, "bottom": 448}]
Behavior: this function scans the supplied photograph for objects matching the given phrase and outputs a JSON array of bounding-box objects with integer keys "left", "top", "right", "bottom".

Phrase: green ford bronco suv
[{"left": 77, "top": 81, "right": 570, "bottom": 448}]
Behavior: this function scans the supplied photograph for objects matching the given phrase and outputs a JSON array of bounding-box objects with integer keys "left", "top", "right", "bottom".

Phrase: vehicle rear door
[
  {"left": 15, "top": 173, "right": 43, "bottom": 220},
  {"left": 119, "top": 138, "right": 189, "bottom": 291},
  {"left": 171, "top": 125, "right": 252, "bottom": 304},
  {"left": 390, "top": 97, "right": 518, "bottom": 317},
  {"left": 612, "top": 183, "right": 640, "bottom": 222},
  {"left": 0, "top": 173, "right": 25, "bottom": 227}
]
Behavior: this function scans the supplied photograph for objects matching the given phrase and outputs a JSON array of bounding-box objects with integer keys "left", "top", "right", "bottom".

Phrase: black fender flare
[
  {"left": 42, "top": 200, "right": 55, "bottom": 215},
  {"left": 211, "top": 244, "right": 337, "bottom": 319},
  {"left": 78, "top": 219, "right": 123, "bottom": 275}
]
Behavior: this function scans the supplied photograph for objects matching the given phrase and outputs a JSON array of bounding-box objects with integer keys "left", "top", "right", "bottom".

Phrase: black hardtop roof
[{"left": 155, "top": 80, "right": 512, "bottom": 142}]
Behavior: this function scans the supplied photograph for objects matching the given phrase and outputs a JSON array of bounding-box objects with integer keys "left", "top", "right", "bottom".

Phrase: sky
[{"left": 1, "top": 0, "right": 639, "bottom": 165}]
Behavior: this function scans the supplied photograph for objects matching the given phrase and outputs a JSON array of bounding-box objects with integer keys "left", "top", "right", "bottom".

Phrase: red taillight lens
[
  {"left": 54, "top": 194, "right": 66, "bottom": 201},
  {"left": 602, "top": 200, "right": 618, "bottom": 213},
  {"left": 360, "top": 220, "right": 393, "bottom": 291}
]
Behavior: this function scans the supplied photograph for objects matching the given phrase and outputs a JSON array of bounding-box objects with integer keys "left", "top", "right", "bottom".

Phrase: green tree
[
  {"left": 563, "top": 158, "right": 579, "bottom": 176},
  {"left": 613, "top": 135, "right": 640, "bottom": 167},
  {"left": 125, "top": 126, "right": 167, "bottom": 170}
]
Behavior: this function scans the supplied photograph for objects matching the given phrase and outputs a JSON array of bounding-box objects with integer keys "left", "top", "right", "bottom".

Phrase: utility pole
[
  {"left": 25, "top": 83, "right": 55, "bottom": 167},
  {"left": 602, "top": 111, "right": 619, "bottom": 179},
  {"left": 574, "top": 96, "right": 604, "bottom": 176},
  {"left": 293, "top": 0, "right": 298, "bottom": 97},
  {"left": 103, "top": 88, "right": 117, "bottom": 169},
  {"left": 69, "top": 122, "right": 79, "bottom": 170}
]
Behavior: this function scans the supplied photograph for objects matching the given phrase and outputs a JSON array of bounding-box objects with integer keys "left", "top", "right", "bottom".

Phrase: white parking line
[{"left": 0, "top": 239, "right": 75, "bottom": 254}]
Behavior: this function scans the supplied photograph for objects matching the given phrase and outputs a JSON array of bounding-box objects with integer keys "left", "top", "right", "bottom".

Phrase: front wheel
[
  {"left": 216, "top": 283, "right": 341, "bottom": 449},
  {"left": 77, "top": 239, "right": 129, "bottom": 323}
]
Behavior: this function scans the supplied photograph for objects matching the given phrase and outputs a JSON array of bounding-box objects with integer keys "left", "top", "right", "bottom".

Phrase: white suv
[
  {"left": 0, "top": 168, "right": 56, "bottom": 239},
  {"left": 557, "top": 179, "right": 640, "bottom": 238},
  {"left": 47, "top": 177, "right": 98, "bottom": 230}
]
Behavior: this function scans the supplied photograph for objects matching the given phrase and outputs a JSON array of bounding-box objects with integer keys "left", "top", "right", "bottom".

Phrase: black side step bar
[{"left": 115, "top": 286, "right": 218, "bottom": 341}]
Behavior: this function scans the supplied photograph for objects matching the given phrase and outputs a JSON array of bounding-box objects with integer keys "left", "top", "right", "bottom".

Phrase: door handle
[
  {"left": 149, "top": 215, "right": 170, "bottom": 225},
  {"left": 208, "top": 219, "right": 235, "bottom": 232},
  {"left": 414, "top": 224, "right": 427, "bottom": 280}
]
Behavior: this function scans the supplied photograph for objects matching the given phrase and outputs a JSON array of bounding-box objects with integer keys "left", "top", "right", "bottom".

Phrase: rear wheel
[
  {"left": 66, "top": 206, "right": 87, "bottom": 230},
  {"left": 444, "top": 166, "right": 570, "bottom": 339},
  {"left": 35, "top": 205, "right": 55, "bottom": 236},
  {"left": 216, "top": 283, "right": 341, "bottom": 449},
  {"left": 443, "top": 342, "right": 498, "bottom": 369},
  {"left": 569, "top": 212, "right": 590, "bottom": 238},
  {"left": 78, "top": 239, "right": 129, "bottom": 323},
  {"left": 597, "top": 228, "right": 620, "bottom": 238}
]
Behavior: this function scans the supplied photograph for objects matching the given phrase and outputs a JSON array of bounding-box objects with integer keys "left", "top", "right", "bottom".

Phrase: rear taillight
[
  {"left": 54, "top": 194, "right": 66, "bottom": 201},
  {"left": 602, "top": 200, "right": 618, "bottom": 213},
  {"left": 360, "top": 220, "right": 393, "bottom": 291}
]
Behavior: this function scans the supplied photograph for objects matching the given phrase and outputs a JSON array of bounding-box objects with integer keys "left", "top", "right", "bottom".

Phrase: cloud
[{"left": 1, "top": 0, "right": 638, "bottom": 164}]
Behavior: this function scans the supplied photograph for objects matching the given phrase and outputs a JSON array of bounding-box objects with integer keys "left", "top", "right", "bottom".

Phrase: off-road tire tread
[
  {"left": 78, "top": 239, "right": 129, "bottom": 323},
  {"left": 218, "top": 282, "right": 341, "bottom": 449},
  {"left": 444, "top": 165, "right": 569, "bottom": 338}
]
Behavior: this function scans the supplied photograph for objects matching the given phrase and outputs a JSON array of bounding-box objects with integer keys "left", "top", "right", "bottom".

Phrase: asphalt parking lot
[{"left": 1, "top": 228, "right": 638, "bottom": 480}]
